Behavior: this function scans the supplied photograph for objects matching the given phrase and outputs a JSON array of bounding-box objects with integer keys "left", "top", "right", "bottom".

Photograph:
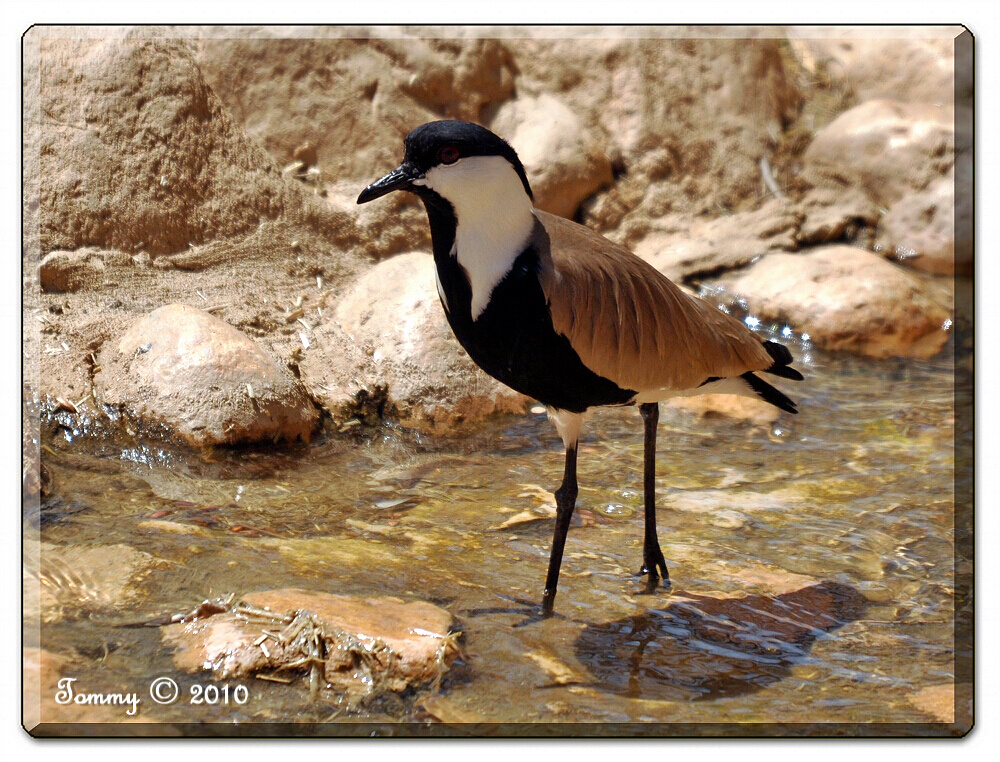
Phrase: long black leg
[
  {"left": 639, "top": 402, "right": 669, "bottom": 592},
  {"left": 542, "top": 443, "right": 578, "bottom": 616}
]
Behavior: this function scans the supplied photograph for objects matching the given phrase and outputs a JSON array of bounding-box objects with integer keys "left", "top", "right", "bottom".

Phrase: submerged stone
[{"left": 24, "top": 540, "right": 164, "bottom": 624}]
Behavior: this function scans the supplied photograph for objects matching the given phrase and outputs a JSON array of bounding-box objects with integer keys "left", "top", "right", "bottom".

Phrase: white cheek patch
[{"left": 423, "top": 156, "right": 535, "bottom": 321}]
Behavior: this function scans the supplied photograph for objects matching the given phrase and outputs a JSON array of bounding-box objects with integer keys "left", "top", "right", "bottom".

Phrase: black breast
[{"left": 434, "top": 243, "right": 635, "bottom": 414}]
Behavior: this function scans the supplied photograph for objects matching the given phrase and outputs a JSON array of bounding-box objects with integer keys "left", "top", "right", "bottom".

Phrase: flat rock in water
[
  {"left": 729, "top": 245, "right": 951, "bottom": 358},
  {"left": 24, "top": 540, "right": 164, "bottom": 624},
  {"left": 161, "top": 589, "right": 458, "bottom": 697},
  {"left": 95, "top": 303, "right": 319, "bottom": 446},
  {"left": 669, "top": 487, "right": 804, "bottom": 515}
]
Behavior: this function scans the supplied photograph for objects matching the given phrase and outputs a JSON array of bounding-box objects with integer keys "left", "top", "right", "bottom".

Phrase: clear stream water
[{"left": 25, "top": 326, "right": 970, "bottom": 733}]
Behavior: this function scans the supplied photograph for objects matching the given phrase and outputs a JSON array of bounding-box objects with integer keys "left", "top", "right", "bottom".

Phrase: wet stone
[
  {"left": 666, "top": 393, "right": 781, "bottom": 424},
  {"left": 729, "top": 245, "right": 951, "bottom": 359},
  {"left": 161, "top": 589, "right": 459, "bottom": 700}
]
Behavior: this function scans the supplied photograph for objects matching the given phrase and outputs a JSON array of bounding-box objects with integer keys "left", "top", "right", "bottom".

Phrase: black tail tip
[
  {"left": 762, "top": 340, "right": 804, "bottom": 381},
  {"left": 763, "top": 340, "right": 793, "bottom": 365},
  {"left": 742, "top": 371, "right": 798, "bottom": 414}
]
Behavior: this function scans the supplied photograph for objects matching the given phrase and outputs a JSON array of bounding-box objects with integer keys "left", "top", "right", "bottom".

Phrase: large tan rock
[
  {"left": 95, "top": 303, "right": 319, "bottom": 445},
  {"left": 35, "top": 36, "right": 344, "bottom": 257},
  {"left": 300, "top": 252, "right": 527, "bottom": 430},
  {"left": 194, "top": 35, "right": 515, "bottom": 189},
  {"left": 490, "top": 93, "right": 612, "bottom": 218},
  {"left": 802, "top": 99, "right": 954, "bottom": 207},
  {"left": 729, "top": 246, "right": 951, "bottom": 358}
]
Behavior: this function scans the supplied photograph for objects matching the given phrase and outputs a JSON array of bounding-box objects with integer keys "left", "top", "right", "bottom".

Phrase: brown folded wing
[{"left": 533, "top": 210, "right": 774, "bottom": 393}]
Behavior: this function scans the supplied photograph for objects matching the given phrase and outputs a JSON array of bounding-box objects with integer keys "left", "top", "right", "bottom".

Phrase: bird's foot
[{"left": 638, "top": 545, "right": 671, "bottom": 594}]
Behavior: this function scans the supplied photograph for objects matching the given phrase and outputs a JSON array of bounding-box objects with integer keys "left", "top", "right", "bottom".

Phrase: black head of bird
[{"left": 359, "top": 120, "right": 802, "bottom": 616}]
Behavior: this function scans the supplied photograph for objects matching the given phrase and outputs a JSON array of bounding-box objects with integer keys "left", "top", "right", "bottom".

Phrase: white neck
[{"left": 421, "top": 155, "right": 535, "bottom": 320}]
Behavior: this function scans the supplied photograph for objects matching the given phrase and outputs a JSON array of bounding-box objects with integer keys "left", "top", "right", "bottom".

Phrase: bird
[{"left": 358, "top": 120, "right": 802, "bottom": 616}]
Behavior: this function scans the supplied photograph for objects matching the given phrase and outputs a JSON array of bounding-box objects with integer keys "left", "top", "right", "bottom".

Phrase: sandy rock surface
[
  {"left": 36, "top": 37, "right": 347, "bottom": 257},
  {"left": 786, "top": 31, "right": 956, "bottom": 106}
]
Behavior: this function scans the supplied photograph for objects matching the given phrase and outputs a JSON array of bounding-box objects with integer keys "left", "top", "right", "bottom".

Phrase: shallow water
[{"left": 25, "top": 332, "right": 970, "bottom": 733}]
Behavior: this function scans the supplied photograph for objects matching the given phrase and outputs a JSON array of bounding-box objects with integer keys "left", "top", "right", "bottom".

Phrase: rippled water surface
[{"left": 25, "top": 336, "right": 971, "bottom": 733}]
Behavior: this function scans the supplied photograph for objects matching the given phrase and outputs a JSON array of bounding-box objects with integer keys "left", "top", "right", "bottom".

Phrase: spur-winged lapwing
[{"left": 358, "top": 120, "right": 802, "bottom": 616}]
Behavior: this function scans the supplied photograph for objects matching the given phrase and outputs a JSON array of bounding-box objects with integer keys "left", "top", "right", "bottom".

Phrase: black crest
[{"left": 403, "top": 120, "right": 534, "bottom": 201}]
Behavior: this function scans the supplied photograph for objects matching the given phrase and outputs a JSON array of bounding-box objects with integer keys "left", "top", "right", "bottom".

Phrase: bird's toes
[{"left": 637, "top": 556, "right": 671, "bottom": 594}]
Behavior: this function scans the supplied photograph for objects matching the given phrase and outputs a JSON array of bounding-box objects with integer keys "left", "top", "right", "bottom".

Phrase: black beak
[{"left": 357, "top": 162, "right": 422, "bottom": 204}]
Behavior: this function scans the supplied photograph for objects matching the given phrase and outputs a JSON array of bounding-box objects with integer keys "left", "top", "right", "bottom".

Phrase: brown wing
[{"left": 533, "top": 210, "right": 774, "bottom": 393}]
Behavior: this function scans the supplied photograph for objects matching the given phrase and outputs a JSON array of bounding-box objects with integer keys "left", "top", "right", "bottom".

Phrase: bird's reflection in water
[{"left": 575, "top": 581, "right": 867, "bottom": 701}]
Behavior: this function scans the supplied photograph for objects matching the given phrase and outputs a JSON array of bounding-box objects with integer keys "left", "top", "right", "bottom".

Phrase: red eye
[{"left": 438, "top": 145, "right": 460, "bottom": 165}]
